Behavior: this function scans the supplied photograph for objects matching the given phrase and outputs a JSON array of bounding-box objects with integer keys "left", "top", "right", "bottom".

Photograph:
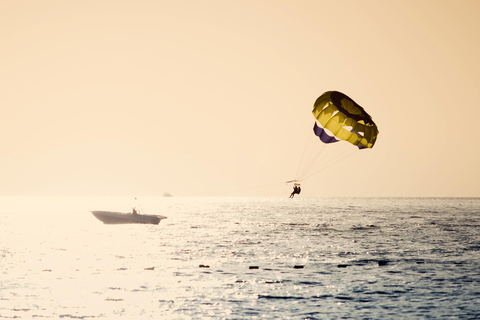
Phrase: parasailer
[
  {"left": 288, "top": 91, "right": 379, "bottom": 197},
  {"left": 289, "top": 183, "right": 301, "bottom": 198}
]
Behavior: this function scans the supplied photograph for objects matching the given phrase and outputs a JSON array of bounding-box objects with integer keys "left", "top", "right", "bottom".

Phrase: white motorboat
[{"left": 91, "top": 210, "right": 167, "bottom": 225}]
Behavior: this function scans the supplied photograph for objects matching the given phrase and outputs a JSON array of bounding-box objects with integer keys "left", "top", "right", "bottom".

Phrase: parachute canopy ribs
[{"left": 312, "top": 91, "right": 379, "bottom": 149}]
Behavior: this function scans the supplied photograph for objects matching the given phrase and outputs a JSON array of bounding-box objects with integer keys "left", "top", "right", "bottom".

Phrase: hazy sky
[{"left": 1, "top": 0, "right": 479, "bottom": 197}]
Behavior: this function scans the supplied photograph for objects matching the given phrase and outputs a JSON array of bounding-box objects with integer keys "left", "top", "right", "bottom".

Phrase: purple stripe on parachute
[{"left": 313, "top": 123, "right": 339, "bottom": 144}]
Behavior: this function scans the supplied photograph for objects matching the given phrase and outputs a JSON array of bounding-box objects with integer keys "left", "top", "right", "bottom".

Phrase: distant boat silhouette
[{"left": 163, "top": 192, "right": 173, "bottom": 197}]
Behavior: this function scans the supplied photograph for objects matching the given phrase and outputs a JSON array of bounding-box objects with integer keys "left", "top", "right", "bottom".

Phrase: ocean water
[{"left": 0, "top": 196, "right": 479, "bottom": 319}]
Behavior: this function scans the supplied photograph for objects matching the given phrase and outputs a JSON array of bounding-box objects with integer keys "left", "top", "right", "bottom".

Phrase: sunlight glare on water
[{"left": 1, "top": 196, "right": 479, "bottom": 319}]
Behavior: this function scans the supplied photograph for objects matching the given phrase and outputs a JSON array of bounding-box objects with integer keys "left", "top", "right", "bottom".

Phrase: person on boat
[
  {"left": 289, "top": 185, "right": 301, "bottom": 198},
  {"left": 132, "top": 208, "right": 138, "bottom": 215}
]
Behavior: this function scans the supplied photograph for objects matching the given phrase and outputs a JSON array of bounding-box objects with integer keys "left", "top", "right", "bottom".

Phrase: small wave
[
  {"left": 296, "top": 281, "right": 323, "bottom": 286},
  {"left": 350, "top": 224, "right": 380, "bottom": 231},
  {"left": 257, "top": 295, "right": 305, "bottom": 300},
  {"left": 59, "top": 315, "right": 95, "bottom": 319}
]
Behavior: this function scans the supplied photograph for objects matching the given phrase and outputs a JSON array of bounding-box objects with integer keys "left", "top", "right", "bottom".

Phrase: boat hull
[{"left": 91, "top": 211, "right": 167, "bottom": 225}]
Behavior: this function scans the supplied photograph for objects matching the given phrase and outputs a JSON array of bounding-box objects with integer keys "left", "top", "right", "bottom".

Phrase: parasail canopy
[
  {"left": 290, "top": 90, "right": 379, "bottom": 185},
  {"left": 312, "top": 91, "right": 379, "bottom": 149}
]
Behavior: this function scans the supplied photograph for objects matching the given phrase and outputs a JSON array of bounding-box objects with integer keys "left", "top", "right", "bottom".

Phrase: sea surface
[{"left": 1, "top": 196, "right": 479, "bottom": 319}]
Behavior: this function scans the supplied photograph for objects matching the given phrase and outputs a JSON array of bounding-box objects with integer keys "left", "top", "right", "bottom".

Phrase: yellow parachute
[
  {"left": 290, "top": 91, "right": 379, "bottom": 184},
  {"left": 312, "top": 91, "right": 378, "bottom": 149}
]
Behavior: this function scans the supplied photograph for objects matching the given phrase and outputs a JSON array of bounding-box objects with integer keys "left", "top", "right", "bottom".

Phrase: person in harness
[{"left": 289, "top": 184, "right": 301, "bottom": 198}]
